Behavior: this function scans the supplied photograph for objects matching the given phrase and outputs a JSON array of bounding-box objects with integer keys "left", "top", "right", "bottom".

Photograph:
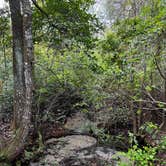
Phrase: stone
[
  {"left": 30, "top": 131, "right": 128, "bottom": 166},
  {"left": 95, "top": 147, "right": 116, "bottom": 162},
  {"left": 31, "top": 135, "right": 97, "bottom": 166},
  {"left": 64, "top": 112, "right": 93, "bottom": 133}
]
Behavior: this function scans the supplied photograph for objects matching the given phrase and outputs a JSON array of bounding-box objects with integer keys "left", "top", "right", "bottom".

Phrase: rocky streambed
[
  {"left": 30, "top": 135, "right": 128, "bottom": 166},
  {"left": 30, "top": 112, "right": 129, "bottom": 166}
]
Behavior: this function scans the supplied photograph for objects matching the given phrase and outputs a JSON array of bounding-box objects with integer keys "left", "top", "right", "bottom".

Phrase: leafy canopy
[{"left": 33, "top": 0, "right": 101, "bottom": 49}]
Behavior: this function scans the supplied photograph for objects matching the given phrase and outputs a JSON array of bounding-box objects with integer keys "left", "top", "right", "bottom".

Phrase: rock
[
  {"left": 30, "top": 135, "right": 97, "bottom": 166},
  {"left": 95, "top": 147, "right": 117, "bottom": 162},
  {"left": 29, "top": 134, "right": 129, "bottom": 166},
  {"left": 64, "top": 112, "right": 93, "bottom": 133},
  {"left": 46, "top": 135, "right": 97, "bottom": 148},
  {"left": 59, "top": 146, "right": 118, "bottom": 166},
  {"left": 93, "top": 110, "right": 112, "bottom": 128},
  {"left": 42, "top": 155, "right": 57, "bottom": 165},
  {"left": 30, "top": 135, "right": 127, "bottom": 166}
]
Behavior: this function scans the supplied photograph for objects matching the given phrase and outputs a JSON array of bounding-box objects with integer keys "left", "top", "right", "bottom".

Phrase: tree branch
[
  {"left": 31, "top": 0, "right": 66, "bottom": 33},
  {"left": 31, "top": 0, "right": 49, "bottom": 17},
  {"left": 153, "top": 33, "right": 166, "bottom": 80}
]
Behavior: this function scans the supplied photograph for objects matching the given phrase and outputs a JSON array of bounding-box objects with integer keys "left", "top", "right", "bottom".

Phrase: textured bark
[
  {"left": 0, "top": 0, "right": 33, "bottom": 161},
  {"left": 10, "top": 0, "right": 25, "bottom": 129},
  {"left": 131, "top": 102, "right": 137, "bottom": 135}
]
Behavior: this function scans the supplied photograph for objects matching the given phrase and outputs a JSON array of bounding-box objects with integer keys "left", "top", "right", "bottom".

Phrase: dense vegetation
[{"left": 0, "top": 0, "right": 165, "bottom": 165}]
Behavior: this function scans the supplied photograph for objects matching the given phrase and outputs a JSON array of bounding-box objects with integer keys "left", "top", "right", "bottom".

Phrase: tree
[
  {"left": 0, "top": 0, "right": 33, "bottom": 161},
  {"left": 103, "top": 0, "right": 150, "bottom": 24},
  {"left": 99, "top": 0, "right": 166, "bottom": 133},
  {"left": 32, "top": 0, "right": 101, "bottom": 49}
]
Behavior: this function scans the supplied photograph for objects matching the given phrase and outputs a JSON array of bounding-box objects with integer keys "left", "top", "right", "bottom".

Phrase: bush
[
  {"left": 119, "top": 145, "right": 157, "bottom": 166},
  {"left": 34, "top": 44, "right": 107, "bottom": 124}
]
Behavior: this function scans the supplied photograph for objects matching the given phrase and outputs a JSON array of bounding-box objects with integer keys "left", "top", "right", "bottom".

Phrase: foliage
[
  {"left": 0, "top": 0, "right": 165, "bottom": 163},
  {"left": 0, "top": 9, "right": 12, "bottom": 121},
  {"left": 158, "top": 136, "right": 166, "bottom": 157},
  {"left": 34, "top": 44, "right": 107, "bottom": 123},
  {"left": 140, "top": 122, "right": 158, "bottom": 136},
  {"left": 119, "top": 133, "right": 166, "bottom": 166},
  {"left": 33, "top": 0, "right": 102, "bottom": 49},
  {"left": 119, "top": 145, "right": 157, "bottom": 166},
  {"left": 87, "top": 124, "right": 111, "bottom": 144},
  {"left": 96, "top": 0, "right": 166, "bottom": 128}
]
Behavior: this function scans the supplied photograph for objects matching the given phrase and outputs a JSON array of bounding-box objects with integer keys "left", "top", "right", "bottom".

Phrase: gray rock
[
  {"left": 30, "top": 135, "right": 97, "bottom": 166},
  {"left": 64, "top": 112, "right": 93, "bottom": 133},
  {"left": 95, "top": 147, "right": 116, "bottom": 162},
  {"left": 30, "top": 132, "right": 128, "bottom": 166}
]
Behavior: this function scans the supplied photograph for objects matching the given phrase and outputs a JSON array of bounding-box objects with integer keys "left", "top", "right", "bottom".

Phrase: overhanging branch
[{"left": 31, "top": 0, "right": 67, "bottom": 33}]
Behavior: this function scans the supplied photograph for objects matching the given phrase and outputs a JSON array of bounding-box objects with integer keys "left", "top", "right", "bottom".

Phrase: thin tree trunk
[
  {"left": 131, "top": 102, "right": 137, "bottom": 135},
  {"left": 162, "top": 72, "right": 166, "bottom": 128}
]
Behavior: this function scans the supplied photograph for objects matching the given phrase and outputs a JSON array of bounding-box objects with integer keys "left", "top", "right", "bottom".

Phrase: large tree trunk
[
  {"left": 10, "top": 0, "right": 25, "bottom": 129},
  {"left": 0, "top": 0, "right": 33, "bottom": 161}
]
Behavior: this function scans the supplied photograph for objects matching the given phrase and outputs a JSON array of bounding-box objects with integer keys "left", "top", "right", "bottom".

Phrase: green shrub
[{"left": 119, "top": 145, "right": 157, "bottom": 166}]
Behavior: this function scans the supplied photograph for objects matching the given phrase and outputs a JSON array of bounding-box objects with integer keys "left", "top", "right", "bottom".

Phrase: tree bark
[
  {"left": 0, "top": 0, "right": 33, "bottom": 161},
  {"left": 10, "top": 0, "right": 25, "bottom": 129}
]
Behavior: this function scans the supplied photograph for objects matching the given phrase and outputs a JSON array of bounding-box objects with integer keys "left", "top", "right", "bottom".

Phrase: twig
[{"left": 133, "top": 99, "right": 166, "bottom": 106}]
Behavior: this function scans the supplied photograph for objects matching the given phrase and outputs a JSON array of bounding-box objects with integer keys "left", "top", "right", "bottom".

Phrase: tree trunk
[
  {"left": 0, "top": 0, "right": 33, "bottom": 161},
  {"left": 10, "top": 0, "right": 25, "bottom": 129},
  {"left": 131, "top": 102, "right": 137, "bottom": 135}
]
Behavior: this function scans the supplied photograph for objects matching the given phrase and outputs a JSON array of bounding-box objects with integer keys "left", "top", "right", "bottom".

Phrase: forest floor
[{"left": 0, "top": 111, "right": 165, "bottom": 165}]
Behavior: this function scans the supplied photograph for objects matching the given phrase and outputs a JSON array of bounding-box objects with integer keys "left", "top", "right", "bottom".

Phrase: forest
[{"left": 0, "top": 0, "right": 165, "bottom": 165}]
